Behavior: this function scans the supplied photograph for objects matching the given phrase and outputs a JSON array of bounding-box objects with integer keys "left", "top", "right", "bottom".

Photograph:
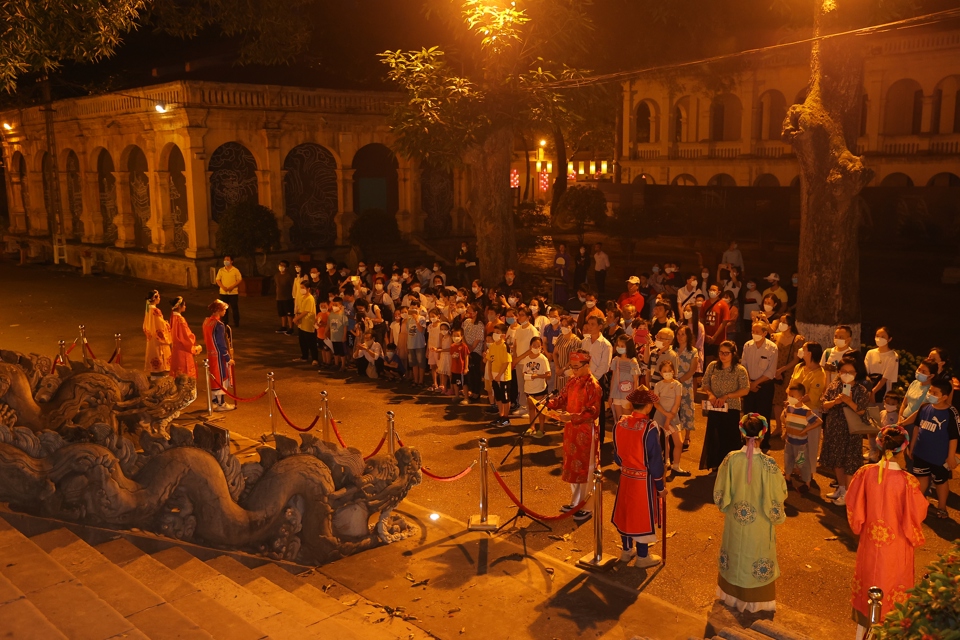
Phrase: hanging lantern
[
  {"left": 510, "top": 168, "right": 520, "bottom": 188},
  {"left": 589, "top": 161, "right": 596, "bottom": 174},
  {"left": 536, "top": 160, "right": 542, "bottom": 172},
  {"left": 578, "top": 162, "right": 585, "bottom": 175},
  {"left": 539, "top": 171, "right": 550, "bottom": 192},
  {"left": 601, "top": 161, "right": 608, "bottom": 174},
  {"left": 546, "top": 161, "right": 553, "bottom": 173}
]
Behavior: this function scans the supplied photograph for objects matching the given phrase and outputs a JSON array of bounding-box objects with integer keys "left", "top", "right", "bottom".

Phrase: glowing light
[
  {"left": 567, "top": 162, "right": 574, "bottom": 174},
  {"left": 539, "top": 139, "right": 546, "bottom": 147},
  {"left": 510, "top": 168, "right": 520, "bottom": 188},
  {"left": 429, "top": 513, "right": 440, "bottom": 521},
  {"left": 601, "top": 161, "right": 608, "bottom": 174},
  {"left": 155, "top": 103, "right": 167, "bottom": 113},
  {"left": 578, "top": 162, "right": 585, "bottom": 175},
  {"left": 2, "top": 123, "right": 10, "bottom": 130},
  {"left": 546, "top": 161, "right": 552, "bottom": 173},
  {"left": 589, "top": 161, "right": 596, "bottom": 174},
  {"left": 536, "top": 160, "right": 542, "bottom": 172},
  {"left": 539, "top": 171, "right": 550, "bottom": 192}
]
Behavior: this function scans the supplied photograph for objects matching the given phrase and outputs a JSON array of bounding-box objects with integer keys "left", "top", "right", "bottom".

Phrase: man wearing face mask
[
  {"left": 741, "top": 321, "right": 779, "bottom": 452},
  {"left": 904, "top": 378, "right": 959, "bottom": 519},
  {"left": 617, "top": 276, "right": 646, "bottom": 317},
  {"left": 498, "top": 268, "right": 524, "bottom": 301},
  {"left": 701, "top": 284, "right": 730, "bottom": 360},
  {"left": 581, "top": 315, "right": 613, "bottom": 445},
  {"left": 762, "top": 273, "right": 788, "bottom": 308},
  {"left": 820, "top": 325, "right": 855, "bottom": 383},
  {"left": 320, "top": 260, "right": 341, "bottom": 301},
  {"left": 215, "top": 255, "right": 242, "bottom": 327},
  {"left": 677, "top": 274, "right": 700, "bottom": 312},
  {"left": 575, "top": 293, "right": 605, "bottom": 335},
  {"left": 566, "top": 284, "right": 589, "bottom": 320},
  {"left": 274, "top": 260, "right": 296, "bottom": 335}
]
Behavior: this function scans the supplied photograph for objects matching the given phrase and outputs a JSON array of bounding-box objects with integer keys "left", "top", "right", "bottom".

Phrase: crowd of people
[{"left": 137, "top": 238, "right": 958, "bottom": 633}]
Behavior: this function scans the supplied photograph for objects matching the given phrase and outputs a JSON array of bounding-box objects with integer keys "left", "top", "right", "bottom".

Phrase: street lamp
[
  {"left": 2, "top": 123, "right": 11, "bottom": 130},
  {"left": 155, "top": 103, "right": 167, "bottom": 113},
  {"left": 539, "top": 139, "right": 546, "bottom": 146}
]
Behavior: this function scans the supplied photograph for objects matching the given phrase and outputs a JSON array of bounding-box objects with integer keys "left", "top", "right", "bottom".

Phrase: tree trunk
[
  {"left": 550, "top": 124, "right": 567, "bottom": 214},
  {"left": 464, "top": 127, "right": 518, "bottom": 285},
  {"left": 782, "top": 7, "right": 873, "bottom": 349}
]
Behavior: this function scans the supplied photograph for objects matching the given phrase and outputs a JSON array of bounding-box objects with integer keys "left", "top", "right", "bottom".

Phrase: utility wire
[{"left": 547, "top": 7, "right": 960, "bottom": 88}]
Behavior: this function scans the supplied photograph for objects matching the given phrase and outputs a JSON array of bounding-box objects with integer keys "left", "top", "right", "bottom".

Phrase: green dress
[{"left": 713, "top": 447, "right": 788, "bottom": 612}]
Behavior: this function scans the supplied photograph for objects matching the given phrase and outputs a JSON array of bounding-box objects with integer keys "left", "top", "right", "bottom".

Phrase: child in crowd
[
  {"left": 427, "top": 310, "right": 443, "bottom": 391},
  {"left": 653, "top": 360, "right": 686, "bottom": 475},
  {"left": 906, "top": 377, "right": 959, "bottom": 519},
  {"left": 327, "top": 297, "right": 348, "bottom": 371},
  {"left": 487, "top": 323, "right": 513, "bottom": 427},
  {"left": 405, "top": 300, "right": 427, "bottom": 386},
  {"left": 780, "top": 382, "right": 823, "bottom": 493},
  {"left": 520, "top": 336, "right": 551, "bottom": 438},
  {"left": 382, "top": 343, "right": 407, "bottom": 381},
  {"left": 869, "top": 391, "right": 902, "bottom": 462},
  {"left": 315, "top": 299, "right": 331, "bottom": 369},
  {"left": 355, "top": 330, "right": 384, "bottom": 378},
  {"left": 437, "top": 322, "right": 453, "bottom": 393},
  {"left": 449, "top": 327, "right": 471, "bottom": 405},
  {"left": 609, "top": 334, "right": 641, "bottom": 424}
]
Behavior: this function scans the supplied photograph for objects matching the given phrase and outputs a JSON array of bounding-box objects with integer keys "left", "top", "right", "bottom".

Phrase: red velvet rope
[
  {"left": 219, "top": 385, "right": 269, "bottom": 403},
  {"left": 363, "top": 436, "right": 386, "bottom": 460},
  {"left": 328, "top": 418, "right": 348, "bottom": 447},
  {"left": 488, "top": 462, "right": 589, "bottom": 521},
  {"left": 65, "top": 342, "right": 77, "bottom": 355},
  {"left": 420, "top": 461, "right": 476, "bottom": 482},
  {"left": 84, "top": 343, "right": 96, "bottom": 359},
  {"left": 273, "top": 396, "right": 320, "bottom": 432},
  {"left": 107, "top": 348, "right": 120, "bottom": 364}
]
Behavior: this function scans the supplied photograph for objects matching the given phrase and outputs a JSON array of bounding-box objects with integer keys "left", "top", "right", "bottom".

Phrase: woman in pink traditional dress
[
  {"left": 169, "top": 296, "right": 202, "bottom": 378},
  {"left": 143, "top": 290, "right": 172, "bottom": 381},
  {"left": 845, "top": 426, "right": 928, "bottom": 640},
  {"left": 611, "top": 385, "right": 666, "bottom": 569}
]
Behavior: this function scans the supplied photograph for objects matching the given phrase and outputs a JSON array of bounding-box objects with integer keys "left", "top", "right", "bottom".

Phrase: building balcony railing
[
  {"left": 929, "top": 134, "right": 960, "bottom": 155},
  {"left": 752, "top": 141, "right": 792, "bottom": 158},
  {"left": 632, "top": 143, "right": 662, "bottom": 160}
]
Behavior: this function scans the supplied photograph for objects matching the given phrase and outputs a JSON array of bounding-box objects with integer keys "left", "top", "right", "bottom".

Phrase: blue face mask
[
  {"left": 506, "top": 317, "right": 516, "bottom": 325},
  {"left": 916, "top": 372, "right": 929, "bottom": 383}
]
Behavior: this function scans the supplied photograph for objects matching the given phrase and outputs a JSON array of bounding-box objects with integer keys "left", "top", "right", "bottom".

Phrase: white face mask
[
  {"left": 359, "top": 266, "right": 367, "bottom": 273},
  {"left": 840, "top": 373, "right": 855, "bottom": 384},
  {"left": 763, "top": 304, "right": 774, "bottom": 313},
  {"left": 440, "top": 329, "right": 448, "bottom": 335},
  {"left": 798, "top": 348, "right": 805, "bottom": 359},
  {"left": 529, "top": 305, "right": 539, "bottom": 313},
  {"left": 787, "top": 396, "right": 799, "bottom": 407},
  {"left": 386, "top": 351, "right": 395, "bottom": 358},
  {"left": 453, "top": 336, "right": 462, "bottom": 343},
  {"left": 708, "top": 290, "right": 718, "bottom": 299},
  {"left": 550, "top": 317, "right": 560, "bottom": 326},
  {"left": 531, "top": 348, "right": 541, "bottom": 355},
  {"left": 875, "top": 337, "right": 888, "bottom": 347},
  {"left": 654, "top": 340, "right": 664, "bottom": 350},
  {"left": 560, "top": 327, "right": 571, "bottom": 335},
  {"left": 753, "top": 333, "right": 764, "bottom": 344},
  {"left": 585, "top": 301, "right": 596, "bottom": 308},
  {"left": 683, "top": 310, "right": 693, "bottom": 319},
  {"left": 472, "top": 287, "right": 480, "bottom": 294},
  {"left": 223, "top": 260, "right": 231, "bottom": 267},
  {"left": 374, "top": 266, "right": 382, "bottom": 272},
  {"left": 835, "top": 338, "right": 847, "bottom": 349},
  {"left": 375, "top": 283, "right": 383, "bottom": 291},
  {"left": 493, "top": 332, "right": 502, "bottom": 342},
  {"left": 662, "top": 372, "right": 674, "bottom": 381},
  {"left": 508, "top": 297, "right": 518, "bottom": 306},
  {"left": 884, "top": 403, "right": 898, "bottom": 411},
  {"left": 701, "top": 272, "right": 709, "bottom": 279},
  {"left": 688, "top": 280, "right": 698, "bottom": 289},
  {"left": 616, "top": 347, "right": 627, "bottom": 355},
  {"left": 457, "top": 307, "right": 466, "bottom": 315},
  {"left": 928, "top": 393, "right": 943, "bottom": 404}
]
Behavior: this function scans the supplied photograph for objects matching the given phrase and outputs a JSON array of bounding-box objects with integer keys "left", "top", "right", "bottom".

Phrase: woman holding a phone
[{"left": 819, "top": 355, "right": 870, "bottom": 506}]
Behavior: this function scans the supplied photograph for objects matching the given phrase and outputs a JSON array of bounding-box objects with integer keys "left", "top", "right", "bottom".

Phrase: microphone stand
[{"left": 496, "top": 390, "right": 560, "bottom": 533}]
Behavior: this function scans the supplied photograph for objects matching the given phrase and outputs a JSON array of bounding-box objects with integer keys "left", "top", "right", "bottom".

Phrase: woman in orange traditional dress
[
  {"left": 169, "top": 296, "right": 202, "bottom": 378},
  {"left": 845, "top": 426, "right": 928, "bottom": 640},
  {"left": 143, "top": 290, "right": 172, "bottom": 381}
]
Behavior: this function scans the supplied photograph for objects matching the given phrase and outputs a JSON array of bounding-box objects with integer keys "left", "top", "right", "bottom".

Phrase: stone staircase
[{"left": 0, "top": 515, "right": 428, "bottom": 640}]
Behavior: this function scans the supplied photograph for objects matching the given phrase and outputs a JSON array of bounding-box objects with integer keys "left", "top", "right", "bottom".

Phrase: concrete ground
[{"left": 1, "top": 259, "right": 958, "bottom": 640}]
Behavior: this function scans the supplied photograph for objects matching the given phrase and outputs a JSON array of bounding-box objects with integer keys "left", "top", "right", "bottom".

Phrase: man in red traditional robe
[{"left": 546, "top": 349, "right": 602, "bottom": 523}]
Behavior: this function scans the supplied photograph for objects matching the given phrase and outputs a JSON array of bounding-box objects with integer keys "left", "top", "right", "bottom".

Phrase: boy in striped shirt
[{"left": 780, "top": 382, "right": 823, "bottom": 493}]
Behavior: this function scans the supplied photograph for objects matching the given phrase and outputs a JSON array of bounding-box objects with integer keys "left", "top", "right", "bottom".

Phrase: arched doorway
[
  {"left": 927, "top": 172, "right": 960, "bottom": 187},
  {"left": 65, "top": 151, "right": 83, "bottom": 240},
  {"left": 352, "top": 143, "right": 399, "bottom": 216},
  {"left": 632, "top": 173, "right": 656, "bottom": 185},
  {"left": 13, "top": 153, "right": 29, "bottom": 232},
  {"left": 883, "top": 79, "right": 923, "bottom": 135},
  {"left": 41, "top": 152, "right": 59, "bottom": 233},
  {"left": 168, "top": 146, "right": 189, "bottom": 254},
  {"left": 710, "top": 95, "right": 742, "bottom": 142},
  {"left": 97, "top": 150, "right": 118, "bottom": 244},
  {"left": 756, "top": 91, "right": 787, "bottom": 141},
  {"left": 209, "top": 142, "right": 259, "bottom": 221},
  {"left": 708, "top": 173, "right": 737, "bottom": 187},
  {"left": 126, "top": 146, "right": 151, "bottom": 248},
  {"left": 671, "top": 173, "right": 697, "bottom": 186},
  {"left": 282, "top": 143, "right": 339, "bottom": 249},
  {"left": 420, "top": 163, "right": 454, "bottom": 238},
  {"left": 754, "top": 174, "right": 780, "bottom": 188},
  {"left": 880, "top": 172, "right": 914, "bottom": 187}
]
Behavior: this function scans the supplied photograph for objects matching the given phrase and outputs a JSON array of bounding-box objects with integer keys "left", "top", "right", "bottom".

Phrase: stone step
[
  {"left": 0, "top": 518, "right": 147, "bottom": 640},
  {"left": 151, "top": 547, "right": 317, "bottom": 639},
  {"left": 0, "top": 571, "right": 69, "bottom": 639},
  {"left": 31, "top": 528, "right": 213, "bottom": 640},
  {"left": 95, "top": 538, "right": 268, "bottom": 640}
]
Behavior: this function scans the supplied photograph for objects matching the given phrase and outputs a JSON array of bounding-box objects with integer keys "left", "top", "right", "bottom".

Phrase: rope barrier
[
  {"left": 273, "top": 396, "right": 321, "bottom": 432},
  {"left": 489, "top": 462, "right": 589, "bottom": 521},
  {"left": 84, "top": 343, "right": 96, "bottom": 359},
  {"left": 107, "top": 348, "right": 120, "bottom": 364},
  {"left": 65, "top": 343, "right": 77, "bottom": 355},
  {"left": 421, "top": 461, "right": 476, "bottom": 482},
  {"left": 363, "top": 436, "right": 387, "bottom": 460},
  {"left": 219, "top": 385, "right": 270, "bottom": 403},
  {"left": 328, "top": 418, "right": 348, "bottom": 447}
]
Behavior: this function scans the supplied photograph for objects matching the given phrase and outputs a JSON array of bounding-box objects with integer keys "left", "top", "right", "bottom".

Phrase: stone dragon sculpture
[
  {"left": 0, "top": 349, "right": 195, "bottom": 436},
  {"left": 0, "top": 422, "right": 422, "bottom": 564}
]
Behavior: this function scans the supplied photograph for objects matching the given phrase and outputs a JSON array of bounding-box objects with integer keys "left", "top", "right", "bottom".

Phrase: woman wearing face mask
[
  {"left": 554, "top": 243, "right": 572, "bottom": 303},
  {"left": 819, "top": 356, "right": 870, "bottom": 505},
  {"left": 699, "top": 340, "right": 750, "bottom": 472},
  {"left": 771, "top": 314, "right": 804, "bottom": 432},
  {"left": 898, "top": 359, "right": 939, "bottom": 432},
  {"left": 864, "top": 327, "right": 898, "bottom": 404},
  {"left": 574, "top": 245, "right": 589, "bottom": 288},
  {"left": 759, "top": 294, "right": 781, "bottom": 325},
  {"left": 602, "top": 306, "right": 624, "bottom": 344},
  {"left": 681, "top": 303, "right": 704, "bottom": 373},
  {"left": 469, "top": 280, "right": 484, "bottom": 304},
  {"left": 675, "top": 325, "right": 700, "bottom": 454},
  {"left": 742, "top": 279, "right": 763, "bottom": 325},
  {"left": 529, "top": 296, "right": 549, "bottom": 333},
  {"left": 654, "top": 360, "right": 686, "bottom": 475},
  {"left": 609, "top": 334, "right": 641, "bottom": 424},
  {"left": 552, "top": 316, "right": 582, "bottom": 393}
]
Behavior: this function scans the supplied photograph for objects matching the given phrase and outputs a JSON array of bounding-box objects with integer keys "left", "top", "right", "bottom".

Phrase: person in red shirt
[
  {"left": 617, "top": 276, "right": 646, "bottom": 317},
  {"left": 701, "top": 283, "right": 730, "bottom": 360},
  {"left": 449, "top": 327, "right": 471, "bottom": 405}
]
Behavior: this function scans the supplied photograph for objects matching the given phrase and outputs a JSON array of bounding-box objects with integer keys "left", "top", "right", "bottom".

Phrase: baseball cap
[
  {"left": 626, "top": 276, "right": 641, "bottom": 284},
  {"left": 764, "top": 273, "right": 780, "bottom": 281}
]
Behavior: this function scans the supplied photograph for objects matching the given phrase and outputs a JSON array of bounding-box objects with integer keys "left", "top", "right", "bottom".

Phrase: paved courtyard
[{"left": 1, "top": 260, "right": 958, "bottom": 639}]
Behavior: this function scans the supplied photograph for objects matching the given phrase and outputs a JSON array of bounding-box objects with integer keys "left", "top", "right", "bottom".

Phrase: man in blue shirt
[{"left": 908, "top": 378, "right": 959, "bottom": 519}]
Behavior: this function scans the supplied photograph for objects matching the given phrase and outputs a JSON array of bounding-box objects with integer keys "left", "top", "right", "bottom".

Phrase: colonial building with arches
[
  {"left": 0, "top": 81, "right": 466, "bottom": 286},
  {"left": 619, "top": 22, "right": 960, "bottom": 191}
]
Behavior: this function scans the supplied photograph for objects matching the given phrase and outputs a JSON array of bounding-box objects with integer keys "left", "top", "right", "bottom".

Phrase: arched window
[
  {"left": 167, "top": 146, "right": 189, "bottom": 253},
  {"left": 672, "top": 173, "right": 697, "bottom": 186},
  {"left": 65, "top": 151, "right": 83, "bottom": 240},
  {"left": 209, "top": 142, "right": 259, "bottom": 222},
  {"left": 879, "top": 172, "right": 914, "bottom": 187},
  {"left": 126, "top": 146, "right": 151, "bottom": 248},
  {"left": 754, "top": 174, "right": 780, "bottom": 188},
  {"left": 710, "top": 95, "right": 742, "bottom": 142},
  {"left": 352, "top": 143, "right": 399, "bottom": 216},
  {"left": 756, "top": 91, "right": 787, "bottom": 141},
  {"left": 282, "top": 143, "right": 339, "bottom": 249},
  {"left": 883, "top": 79, "right": 924, "bottom": 135},
  {"left": 636, "top": 102, "right": 652, "bottom": 144},
  {"left": 707, "top": 173, "right": 737, "bottom": 187},
  {"left": 97, "top": 150, "right": 118, "bottom": 244}
]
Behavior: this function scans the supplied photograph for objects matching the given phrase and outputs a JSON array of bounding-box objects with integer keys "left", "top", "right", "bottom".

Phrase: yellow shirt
[
  {"left": 487, "top": 341, "right": 512, "bottom": 381},
  {"left": 762, "top": 286, "right": 788, "bottom": 306},
  {"left": 789, "top": 364, "right": 826, "bottom": 413},
  {"left": 217, "top": 266, "right": 243, "bottom": 294},
  {"left": 295, "top": 294, "right": 317, "bottom": 332}
]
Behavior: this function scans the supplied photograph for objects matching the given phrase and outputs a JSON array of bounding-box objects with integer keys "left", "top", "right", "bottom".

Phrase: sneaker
[
  {"left": 619, "top": 548, "right": 637, "bottom": 563},
  {"left": 213, "top": 403, "right": 231, "bottom": 412},
  {"left": 559, "top": 504, "right": 575, "bottom": 513},
  {"left": 634, "top": 553, "right": 662, "bottom": 569},
  {"left": 825, "top": 488, "right": 842, "bottom": 500},
  {"left": 511, "top": 406, "right": 525, "bottom": 416},
  {"left": 673, "top": 468, "right": 691, "bottom": 477},
  {"left": 829, "top": 480, "right": 839, "bottom": 488},
  {"left": 833, "top": 492, "right": 846, "bottom": 506},
  {"left": 285, "top": 329, "right": 295, "bottom": 336},
  {"left": 532, "top": 430, "right": 546, "bottom": 439},
  {"left": 292, "top": 358, "right": 307, "bottom": 363},
  {"left": 499, "top": 417, "right": 512, "bottom": 426},
  {"left": 572, "top": 510, "right": 593, "bottom": 523},
  {"left": 681, "top": 441, "right": 690, "bottom": 452},
  {"left": 459, "top": 399, "right": 469, "bottom": 406},
  {"left": 275, "top": 328, "right": 287, "bottom": 334},
  {"left": 485, "top": 405, "right": 499, "bottom": 414},
  {"left": 311, "top": 360, "right": 319, "bottom": 366}
]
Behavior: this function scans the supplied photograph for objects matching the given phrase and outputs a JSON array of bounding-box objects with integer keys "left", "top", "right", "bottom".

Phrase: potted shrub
[
  {"left": 215, "top": 200, "right": 281, "bottom": 297},
  {"left": 874, "top": 541, "right": 959, "bottom": 639}
]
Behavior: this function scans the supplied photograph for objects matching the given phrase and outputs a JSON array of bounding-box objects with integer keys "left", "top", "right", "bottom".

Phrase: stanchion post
[
  {"left": 468, "top": 438, "right": 500, "bottom": 531},
  {"left": 320, "top": 390, "right": 331, "bottom": 443},
  {"left": 386, "top": 411, "right": 396, "bottom": 455},
  {"left": 262, "top": 372, "right": 278, "bottom": 443},
  {"left": 57, "top": 340, "right": 67, "bottom": 367},
  {"left": 577, "top": 469, "right": 616, "bottom": 571},
  {"left": 203, "top": 359, "right": 214, "bottom": 416},
  {"left": 114, "top": 333, "right": 122, "bottom": 362},
  {"left": 78, "top": 325, "right": 88, "bottom": 358}
]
